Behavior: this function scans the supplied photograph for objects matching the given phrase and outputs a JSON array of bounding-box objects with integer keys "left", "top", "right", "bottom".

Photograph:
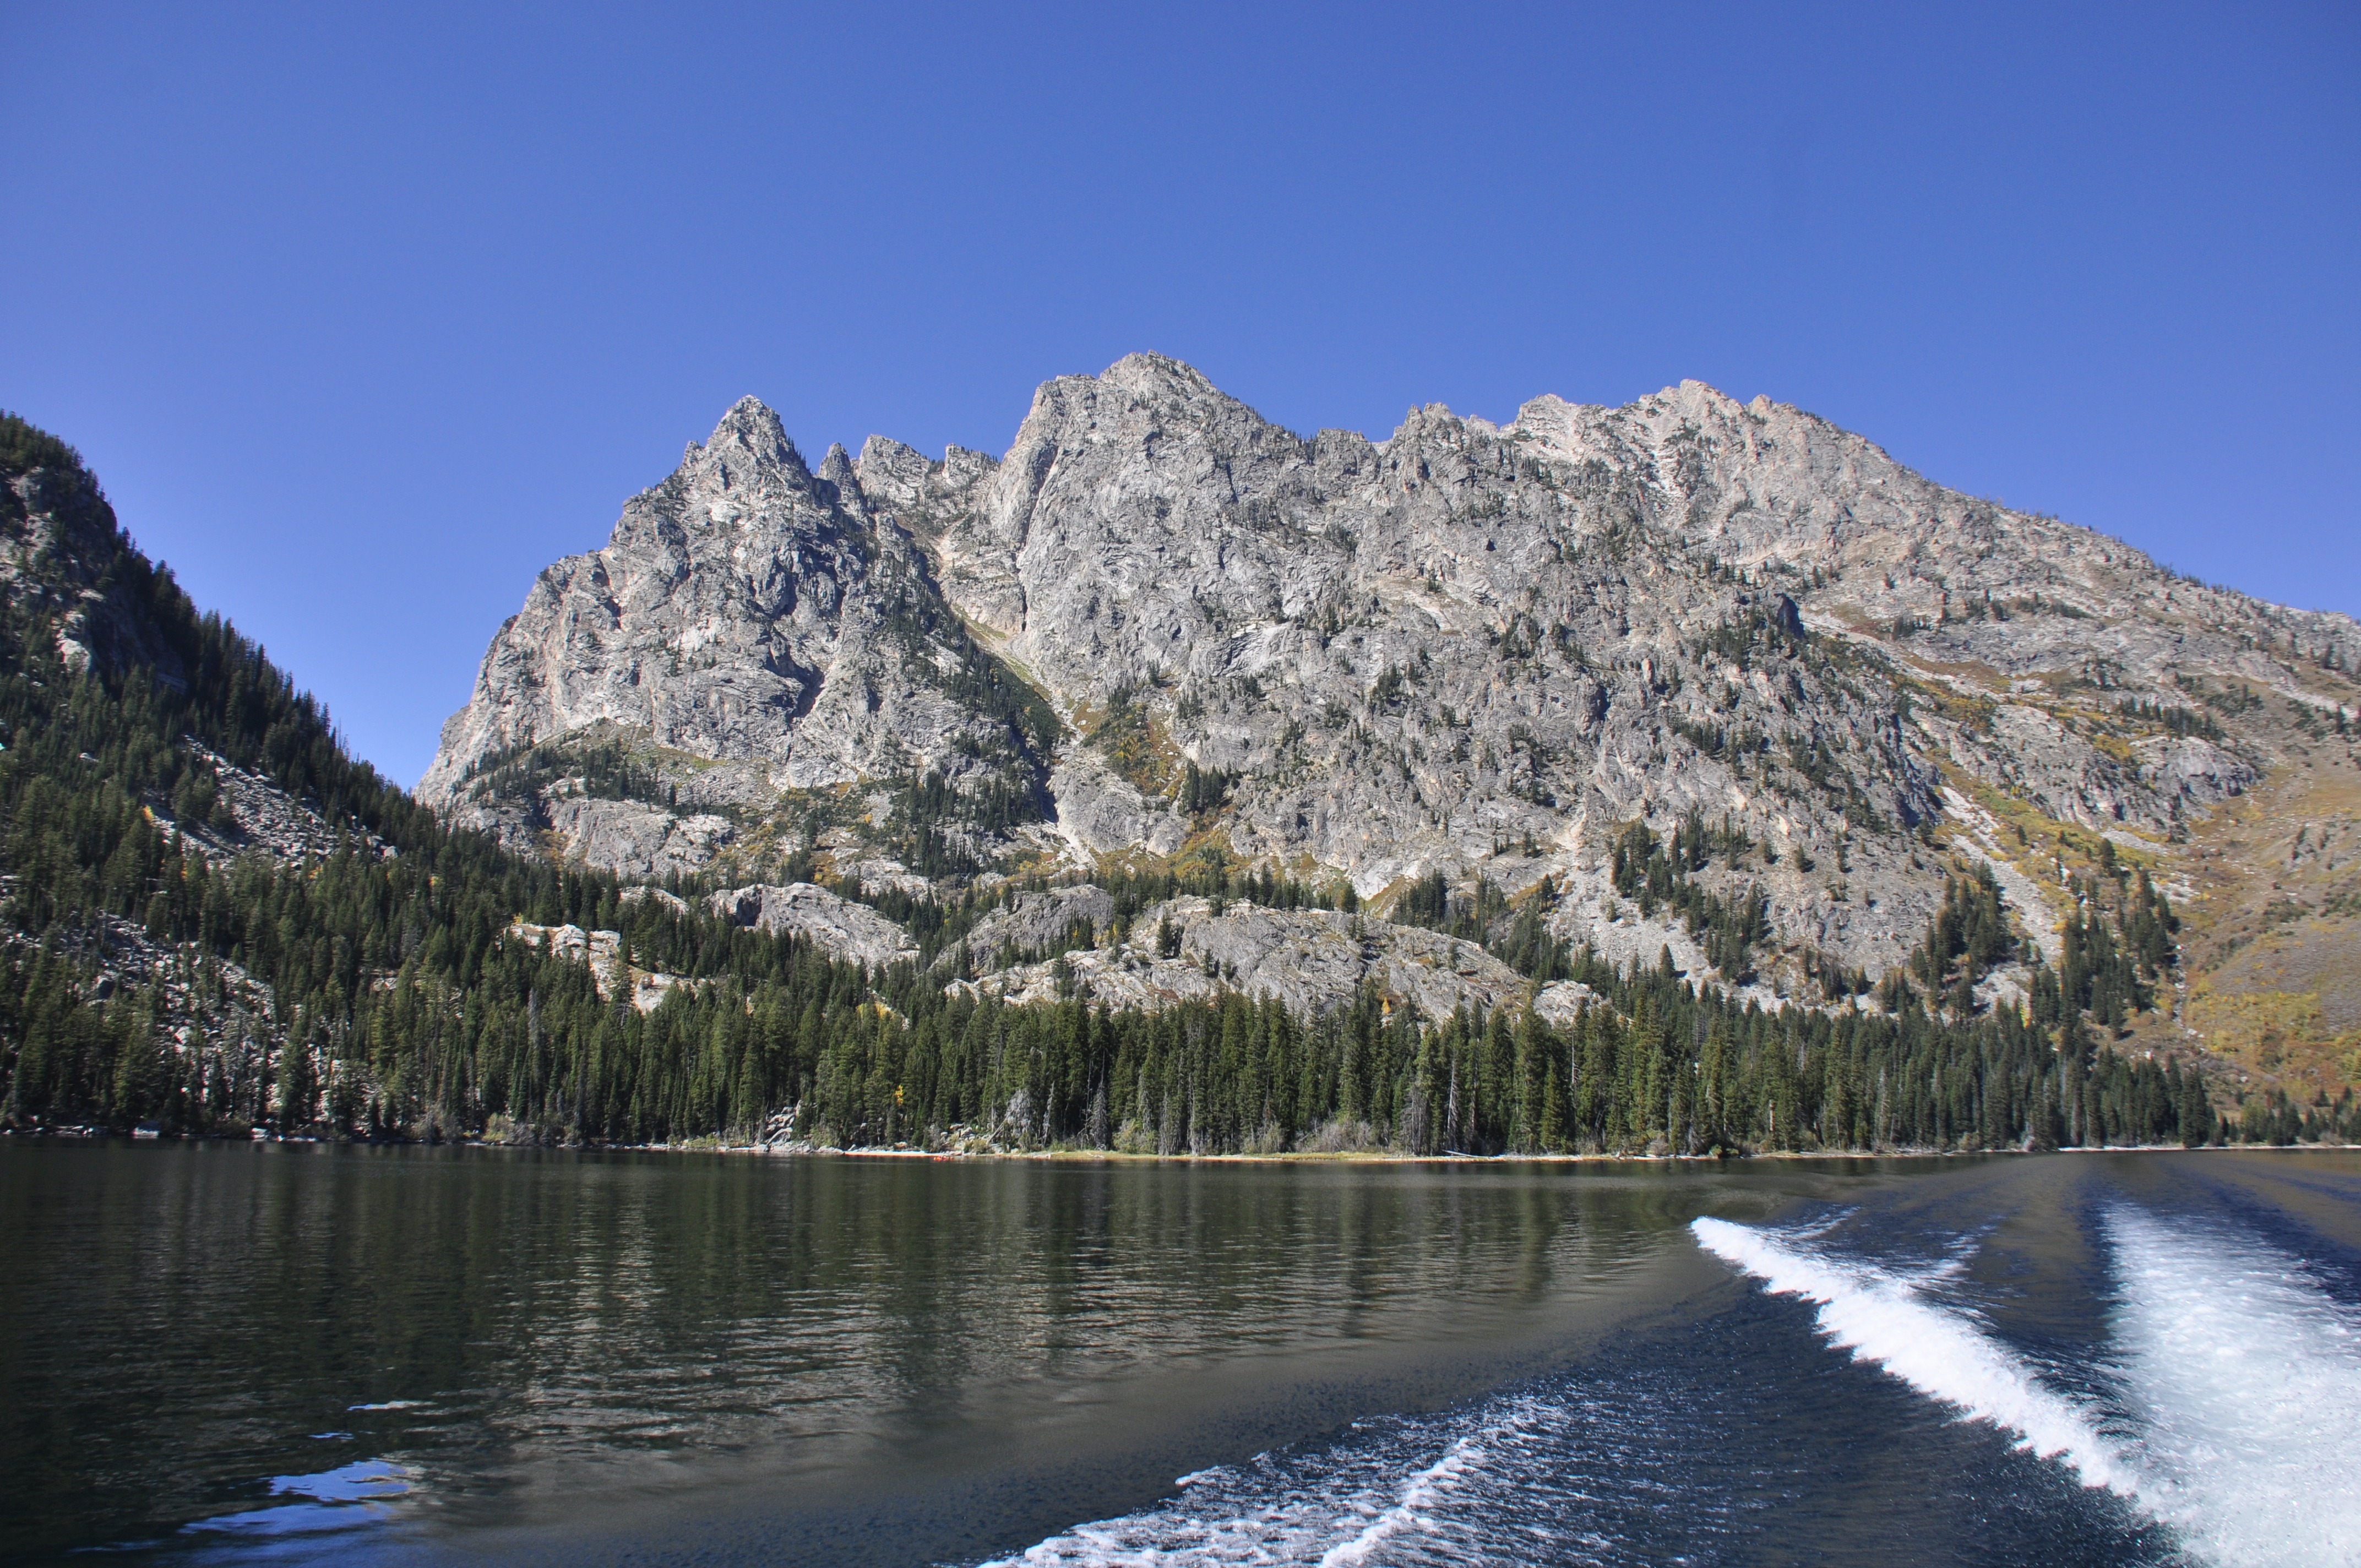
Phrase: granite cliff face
[
  {"left": 423, "top": 357, "right": 2361, "bottom": 1026},
  {"left": 421, "top": 398, "right": 1055, "bottom": 876}
]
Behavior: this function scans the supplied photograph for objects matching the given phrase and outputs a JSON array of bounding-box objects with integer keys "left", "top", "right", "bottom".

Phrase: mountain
[
  {"left": 424, "top": 356, "right": 2360, "bottom": 1098},
  {"left": 418, "top": 399, "right": 1056, "bottom": 881},
  {"left": 2, "top": 375, "right": 2352, "bottom": 1157}
]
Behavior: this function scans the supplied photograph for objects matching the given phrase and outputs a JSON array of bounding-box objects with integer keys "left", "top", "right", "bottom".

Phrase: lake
[{"left": 1, "top": 1142, "right": 2354, "bottom": 1566}]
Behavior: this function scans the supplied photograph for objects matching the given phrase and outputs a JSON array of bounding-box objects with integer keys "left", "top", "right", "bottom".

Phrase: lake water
[{"left": 1, "top": 1143, "right": 2355, "bottom": 1566}]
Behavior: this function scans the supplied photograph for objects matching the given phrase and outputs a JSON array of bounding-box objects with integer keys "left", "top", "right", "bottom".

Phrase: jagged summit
[
  {"left": 668, "top": 395, "right": 807, "bottom": 489},
  {"left": 418, "top": 377, "right": 1054, "bottom": 832},
  {"left": 421, "top": 355, "right": 2359, "bottom": 1032},
  {"left": 1098, "top": 350, "right": 1231, "bottom": 399},
  {"left": 710, "top": 391, "right": 799, "bottom": 450}
]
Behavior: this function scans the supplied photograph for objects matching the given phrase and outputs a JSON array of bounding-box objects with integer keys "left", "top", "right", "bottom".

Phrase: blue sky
[{"left": 3, "top": 2, "right": 2355, "bottom": 786}]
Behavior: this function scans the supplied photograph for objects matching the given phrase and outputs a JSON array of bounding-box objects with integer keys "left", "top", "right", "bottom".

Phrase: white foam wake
[
  {"left": 1689, "top": 1216, "right": 2131, "bottom": 1491},
  {"left": 975, "top": 1408, "right": 1523, "bottom": 1567},
  {"left": 1311, "top": 1432, "right": 1485, "bottom": 1568},
  {"left": 2107, "top": 1206, "right": 2361, "bottom": 1568}
]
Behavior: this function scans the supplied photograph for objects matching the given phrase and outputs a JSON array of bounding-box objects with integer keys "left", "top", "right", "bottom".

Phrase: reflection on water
[
  {"left": 0, "top": 1143, "right": 2353, "bottom": 1566},
  {"left": 0, "top": 1146, "right": 1709, "bottom": 1561},
  {"left": 185, "top": 1459, "right": 414, "bottom": 1541}
]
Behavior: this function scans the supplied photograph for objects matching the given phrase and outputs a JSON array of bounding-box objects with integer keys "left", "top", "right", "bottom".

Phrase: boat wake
[
  {"left": 1696, "top": 1209, "right": 2361, "bottom": 1567},
  {"left": 973, "top": 1374, "right": 1769, "bottom": 1567},
  {"left": 2105, "top": 1207, "right": 2361, "bottom": 1567},
  {"left": 977, "top": 1406, "right": 1522, "bottom": 1566},
  {"left": 977, "top": 1205, "right": 2357, "bottom": 1567},
  {"left": 1688, "top": 1216, "right": 2130, "bottom": 1490}
]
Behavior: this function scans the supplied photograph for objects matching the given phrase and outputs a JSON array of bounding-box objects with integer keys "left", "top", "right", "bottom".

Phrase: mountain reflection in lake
[{"left": 1, "top": 1143, "right": 2353, "bottom": 1566}]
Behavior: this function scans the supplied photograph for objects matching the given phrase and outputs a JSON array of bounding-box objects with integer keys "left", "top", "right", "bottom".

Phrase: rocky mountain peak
[
  {"left": 701, "top": 394, "right": 806, "bottom": 476},
  {"left": 423, "top": 356, "right": 2361, "bottom": 1027},
  {"left": 423, "top": 382, "right": 1063, "bottom": 867},
  {"left": 1095, "top": 350, "right": 1233, "bottom": 405}
]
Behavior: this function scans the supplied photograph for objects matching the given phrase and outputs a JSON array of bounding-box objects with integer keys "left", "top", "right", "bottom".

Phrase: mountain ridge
[{"left": 421, "top": 357, "right": 2358, "bottom": 1082}]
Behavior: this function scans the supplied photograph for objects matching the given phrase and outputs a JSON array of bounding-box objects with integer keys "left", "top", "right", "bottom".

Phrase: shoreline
[
  {"left": 12, "top": 1126, "right": 2353, "bottom": 1165},
  {"left": 666, "top": 1140, "right": 2361, "bottom": 1164}
]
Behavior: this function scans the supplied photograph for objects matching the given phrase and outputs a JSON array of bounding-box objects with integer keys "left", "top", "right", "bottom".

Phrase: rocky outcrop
[
  {"left": 502, "top": 921, "right": 688, "bottom": 1014},
  {"left": 2140, "top": 735, "right": 2255, "bottom": 813},
  {"left": 955, "top": 896, "right": 1528, "bottom": 1020},
  {"left": 1046, "top": 755, "right": 1188, "bottom": 859},
  {"left": 2, "top": 458, "right": 189, "bottom": 687},
  {"left": 708, "top": 882, "right": 918, "bottom": 967},
  {"left": 544, "top": 796, "right": 733, "bottom": 881},
  {"left": 1531, "top": 980, "right": 1604, "bottom": 1028},
  {"left": 944, "top": 884, "right": 1119, "bottom": 971},
  {"left": 1928, "top": 703, "right": 2256, "bottom": 837}
]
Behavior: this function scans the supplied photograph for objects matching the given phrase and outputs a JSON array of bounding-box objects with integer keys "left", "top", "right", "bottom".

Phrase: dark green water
[{"left": 2, "top": 1142, "right": 2354, "bottom": 1565}]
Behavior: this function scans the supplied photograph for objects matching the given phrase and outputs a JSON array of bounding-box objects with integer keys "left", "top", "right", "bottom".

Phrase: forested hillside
[{"left": 1, "top": 413, "right": 2350, "bottom": 1152}]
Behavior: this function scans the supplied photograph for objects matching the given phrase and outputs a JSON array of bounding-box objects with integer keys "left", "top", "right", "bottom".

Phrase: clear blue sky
[{"left": 4, "top": 2, "right": 2355, "bottom": 786}]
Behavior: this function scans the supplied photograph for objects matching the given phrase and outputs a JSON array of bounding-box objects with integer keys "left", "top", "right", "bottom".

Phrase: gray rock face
[
  {"left": 426, "top": 356, "right": 2360, "bottom": 1003},
  {"left": 709, "top": 882, "right": 918, "bottom": 967},
  {"left": 958, "top": 896, "right": 1528, "bottom": 1021},
  {"left": 946, "top": 884, "right": 1119, "bottom": 971},
  {"left": 546, "top": 796, "right": 733, "bottom": 881},
  {"left": 1531, "top": 980, "right": 1603, "bottom": 1028},
  {"left": 889, "top": 358, "right": 1954, "bottom": 932},
  {"left": 421, "top": 399, "right": 1052, "bottom": 863},
  {"left": 1924, "top": 700, "right": 2258, "bottom": 837},
  {"left": 1046, "top": 755, "right": 1188, "bottom": 859}
]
